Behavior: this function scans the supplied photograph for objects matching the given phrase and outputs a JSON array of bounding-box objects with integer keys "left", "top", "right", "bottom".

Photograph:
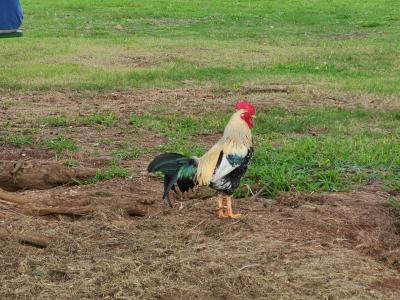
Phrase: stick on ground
[
  {"left": 0, "top": 188, "right": 28, "bottom": 205},
  {"left": 25, "top": 206, "right": 93, "bottom": 217},
  {"left": 0, "top": 228, "right": 49, "bottom": 248}
]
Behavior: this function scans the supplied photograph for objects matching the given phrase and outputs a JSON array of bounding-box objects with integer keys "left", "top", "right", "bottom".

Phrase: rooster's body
[{"left": 148, "top": 102, "right": 256, "bottom": 218}]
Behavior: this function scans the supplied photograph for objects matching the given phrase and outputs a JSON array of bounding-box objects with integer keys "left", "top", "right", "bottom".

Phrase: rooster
[{"left": 147, "top": 101, "right": 256, "bottom": 218}]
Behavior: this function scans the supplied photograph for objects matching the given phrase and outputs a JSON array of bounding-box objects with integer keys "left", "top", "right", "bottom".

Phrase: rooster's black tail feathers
[{"left": 148, "top": 153, "right": 197, "bottom": 207}]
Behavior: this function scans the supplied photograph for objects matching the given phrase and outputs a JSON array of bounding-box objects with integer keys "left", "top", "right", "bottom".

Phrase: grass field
[
  {"left": 1, "top": 1, "right": 400, "bottom": 299},
  {"left": 1, "top": 0, "right": 400, "bottom": 94}
]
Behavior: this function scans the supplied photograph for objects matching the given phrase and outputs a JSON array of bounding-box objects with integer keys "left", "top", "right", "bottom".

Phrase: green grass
[
  {"left": 0, "top": 0, "right": 400, "bottom": 94},
  {"left": 132, "top": 108, "right": 400, "bottom": 196},
  {"left": 130, "top": 113, "right": 225, "bottom": 136},
  {"left": 44, "top": 136, "right": 79, "bottom": 153},
  {"left": 77, "top": 112, "right": 118, "bottom": 127},
  {"left": 2, "top": 106, "right": 398, "bottom": 196},
  {"left": 64, "top": 159, "right": 79, "bottom": 168},
  {"left": 5, "top": 134, "right": 34, "bottom": 148},
  {"left": 41, "top": 112, "right": 118, "bottom": 127},
  {"left": 249, "top": 136, "right": 398, "bottom": 196},
  {"left": 113, "top": 143, "right": 144, "bottom": 161},
  {"left": 70, "top": 161, "right": 131, "bottom": 185},
  {"left": 93, "top": 162, "right": 131, "bottom": 181},
  {"left": 389, "top": 197, "right": 400, "bottom": 219},
  {"left": 41, "top": 115, "right": 69, "bottom": 127}
]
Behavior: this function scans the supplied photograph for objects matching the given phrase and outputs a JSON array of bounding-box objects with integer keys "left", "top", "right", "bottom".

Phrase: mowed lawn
[
  {"left": 0, "top": 1, "right": 399, "bottom": 199},
  {"left": 0, "top": 0, "right": 399, "bottom": 93}
]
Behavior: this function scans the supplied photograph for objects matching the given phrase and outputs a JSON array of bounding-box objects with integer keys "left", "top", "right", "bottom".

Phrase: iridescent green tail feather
[{"left": 148, "top": 153, "right": 197, "bottom": 207}]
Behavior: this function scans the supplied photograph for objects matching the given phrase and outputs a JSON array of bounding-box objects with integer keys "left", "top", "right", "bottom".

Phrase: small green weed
[
  {"left": 97, "top": 138, "right": 113, "bottom": 146},
  {"left": 6, "top": 134, "right": 33, "bottom": 148},
  {"left": 64, "top": 159, "right": 79, "bottom": 168},
  {"left": 71, "top": 161, "right": 131, "bottom": 185},
  {"left": 45, "top": 136, "right": 79, "bottom": 153},
  {"left": 76, "top": 112, "right": 118, "bottom": 127},
  {"left": 41, "top": 115, "right": 68, "bottom": 127},
  {"left": 113, "top": 144, "right": 144, "bottom": 160},
  {"left": 41, "top": 112, "right": 118, "bottom": 127},
  {"left": 94, "top": 162, "right": 130, "bottom": 181},
  {"left": 389, "top": 197, "right": 400, "bottom": 216}
]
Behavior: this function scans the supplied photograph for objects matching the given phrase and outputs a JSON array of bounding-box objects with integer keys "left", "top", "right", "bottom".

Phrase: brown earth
[
  {"left": 1, "top": 85, "right": 399, "bottom": 121},
  {"left": 0, "top": 88, "right": 399, "bottom": 299}
]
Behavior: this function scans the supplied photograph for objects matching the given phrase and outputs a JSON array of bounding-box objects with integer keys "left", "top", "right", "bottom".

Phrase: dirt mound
[{"left": 0, "top": 160, "right": 96, "bottom": 191}]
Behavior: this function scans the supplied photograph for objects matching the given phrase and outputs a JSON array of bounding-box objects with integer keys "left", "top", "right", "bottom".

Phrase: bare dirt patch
[
  {"left": 1, "top": 86, "right": 399, "bottom": 122},
  {"left": 0, "top": 146, "right": 54, "bottom": 161},
  {"left": 1, "top": 180, "right": 399, "bottom": 299},
  {"left": 1, "top": 88, "right": 399, "bottom": 298}
]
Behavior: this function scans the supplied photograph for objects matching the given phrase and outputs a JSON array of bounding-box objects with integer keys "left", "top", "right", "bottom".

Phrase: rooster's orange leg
[
  {"left": 217, "top": 194, "right": 227, "bottom": 218},
  {"left": 226, "top": 196, "right": 241, "bottom": 218}
]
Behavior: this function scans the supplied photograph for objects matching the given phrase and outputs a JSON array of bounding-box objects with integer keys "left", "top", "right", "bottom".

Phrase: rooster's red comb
[{"left": 235, "top": 101, "right": 256, "bottom": 115}]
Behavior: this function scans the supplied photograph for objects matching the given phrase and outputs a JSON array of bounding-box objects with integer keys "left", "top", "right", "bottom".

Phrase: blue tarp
[{"left": 0, "top": 0, "right": 23, "bottom": 30}]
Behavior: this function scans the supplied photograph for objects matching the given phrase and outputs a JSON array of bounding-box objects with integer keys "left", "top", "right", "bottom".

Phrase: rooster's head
[{"left": 235, "top": 101, "right": 256, "bottom": 129}]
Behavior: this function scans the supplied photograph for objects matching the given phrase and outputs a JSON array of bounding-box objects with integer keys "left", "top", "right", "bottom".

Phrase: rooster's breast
[{"left": 210, "top": 148, "right": 254, "bottom": 195}]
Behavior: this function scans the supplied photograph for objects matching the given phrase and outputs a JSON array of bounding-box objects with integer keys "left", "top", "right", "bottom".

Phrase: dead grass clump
[{"left": 276, "top": 191, "right": 400, "bottom": 271}]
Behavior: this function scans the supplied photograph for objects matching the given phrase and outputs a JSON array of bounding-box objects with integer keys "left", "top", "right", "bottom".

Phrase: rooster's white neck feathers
[
  {"left": 222, "top": 109, "right": 253, "bottom": 148},
  {"left": 195, "top": 109, "right": 253, "bottom": 186}
]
